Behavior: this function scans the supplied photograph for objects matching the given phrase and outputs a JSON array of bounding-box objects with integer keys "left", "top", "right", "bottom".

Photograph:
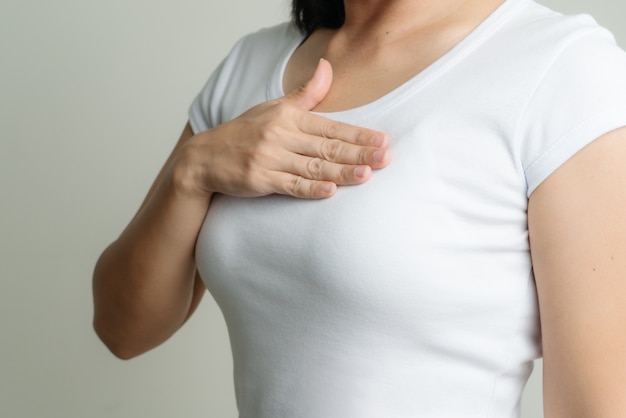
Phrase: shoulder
[
  {"left": 189, "top": 22, "right": 304, "bottom": 131},
  {"left": 215, "top": 21, "right": 304, "bottom": 97},
  {"left": 512, "top": 1, "right": 612, "bottom": 40},
  {"left": 495, "top": 3, "right": 626, "bottom": 195},
  {"left": 228, "top": 22, "right": 303, "bottom": 62},
  {"left": 501, "top": 1, "right": 625, "bottom": 65}
]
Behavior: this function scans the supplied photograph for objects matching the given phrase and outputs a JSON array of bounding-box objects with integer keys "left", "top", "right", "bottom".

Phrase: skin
[
  {"left": 93, "top": 0, "right": 626, "bottom": 415},
  {"left": 286, "top": 0, "right": 507, "bottom": 112},
  {"left": 528, "top": 127, "right": 626, "bottom": 417},
  {"left": 92, "top": 59, "right": 391, "bottom": 359}
]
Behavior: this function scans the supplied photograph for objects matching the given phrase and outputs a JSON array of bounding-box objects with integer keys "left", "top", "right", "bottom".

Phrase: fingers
[
  {"left": 195, "top": 59, "right": 391, "bottom": 200},
  {"left": 298, "top": 111, "right": 388, "bottom": 145},
  {"left": 288, "top": 133, "right": 391, "bottom": 169},
  {"left": 285, "top": 153, "right": 373, "bottom": 186},
  {"left": 272, "top": 172, "right": 338, "bottom": 199},
  {"left": 275, "top": 58, "right": 390, "bottom": 170},
  {"left": 283, "top": 59, "right": 333, "bottom": 111}
]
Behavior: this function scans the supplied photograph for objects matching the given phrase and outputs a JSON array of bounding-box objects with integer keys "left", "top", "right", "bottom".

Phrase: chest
[
  {"left": 283, "top": 31, "right": 478, "bottom": 113},
  {"left": 196, "top": 99, "right": 531, "bottom": 328}
]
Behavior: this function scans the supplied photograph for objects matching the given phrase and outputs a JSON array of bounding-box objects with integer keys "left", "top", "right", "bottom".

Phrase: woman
[{"left": 93, "top": 0, "right": 626, "bottom": 416}]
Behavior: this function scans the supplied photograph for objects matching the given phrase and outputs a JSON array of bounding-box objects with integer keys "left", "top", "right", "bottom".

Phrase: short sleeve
[
  {"left": 187, "top": 23, "right": 301, "bottom": 135},
  {"left": 520, "top": 27, "right": 626, "bottom": 196},
  {"left": 188, "top": 58, "right": 227, "bottom": 134},
  {"left": 188, "top": 36, "right": 249, "bottom": 134}
]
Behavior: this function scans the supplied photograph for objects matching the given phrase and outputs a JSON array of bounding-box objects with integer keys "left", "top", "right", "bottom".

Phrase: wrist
[{"left": 168, "top": 155, "right": 214, "bottom": 202}]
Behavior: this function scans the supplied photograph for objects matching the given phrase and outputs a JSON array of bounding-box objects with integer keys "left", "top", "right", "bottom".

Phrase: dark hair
[{"left": 291, "top": 0, "right": 345, "bottom": 34}]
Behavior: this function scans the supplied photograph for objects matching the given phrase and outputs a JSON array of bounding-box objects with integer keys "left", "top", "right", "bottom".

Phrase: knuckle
[
  {"left": 320, "top": 139, "right": 342, "bottom": 161},
  {"left": 306, "top": 157, "right": 325, "bottom": 179},
  {"left": 286, "top": 175, "right": 305, "bottom": 196},
  {"left": 258, "top": 105, "right": 296, "bottom": 140},
  {"left": 340, "top": 166, "right": 354, "bottom": 183},
  {"left": 359, "top": 147, "right": 372, "bottom": 164},
  {"left": 258, "top": 121, "right": 279, "bottom": 142},
  {"left": 353, "top": 129, "right": 368, "bottom": 145},
  {"left": 294, "top": 84, "right": 308, "bottom": 97},
  {"left": 239, "top": 161, "right": 256, "bottom": 185},
  {"left": 322, "top": 121, "right": 341, "bottom": 139},
  {"left": 248, "top": 170, "right": 269, "bottom": 195},
  {"left": 271, "top": 101, "right": 294, "bottom": 119}
]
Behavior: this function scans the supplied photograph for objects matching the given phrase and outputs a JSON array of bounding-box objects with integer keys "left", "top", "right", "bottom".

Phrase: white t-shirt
[{"left": 189, "top": 0, "right": 626, "bottom": 416}]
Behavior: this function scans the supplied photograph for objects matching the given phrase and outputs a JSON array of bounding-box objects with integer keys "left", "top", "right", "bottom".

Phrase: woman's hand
[
  {"left": 173, "top": 59, "right": 391, "bottom": 200},
  {"left": 93, "top": 59, "right": 390, "bottom": 359}
]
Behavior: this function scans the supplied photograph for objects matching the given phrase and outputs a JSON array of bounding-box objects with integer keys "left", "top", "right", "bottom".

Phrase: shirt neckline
[{"left": 267, "top": 0, "right": 530, "bottom": 123}]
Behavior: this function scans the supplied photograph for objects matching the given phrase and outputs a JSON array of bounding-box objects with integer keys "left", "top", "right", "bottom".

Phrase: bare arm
[
  {"left": 92, "top": 60, "right": 391, "bottom": 359},
  {"left": 93, "top": 123, "right": 210, "bottom": 359},
  {"left": 528, "top": 126, "right": 626, "bottom": 417}
]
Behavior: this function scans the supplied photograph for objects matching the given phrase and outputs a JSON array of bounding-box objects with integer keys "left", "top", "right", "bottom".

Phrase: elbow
[{"left": 93, "top": 317, "right": 143, "bottom": 360}]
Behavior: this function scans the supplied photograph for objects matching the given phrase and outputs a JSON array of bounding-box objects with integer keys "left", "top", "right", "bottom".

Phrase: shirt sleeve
[
  {"left": 520, "top": 27, "right": 626, "bottom": 196},
  {"left": 188, "top": 36, "right": 248, "bottom": 134},
  {"left": 188, "top": 58, "right": 227, "bottom": 134}
]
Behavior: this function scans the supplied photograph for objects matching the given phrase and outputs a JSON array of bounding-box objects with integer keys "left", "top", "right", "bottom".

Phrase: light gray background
[{"left": 1, "top": 0, "right": 623, "bottom": 417}]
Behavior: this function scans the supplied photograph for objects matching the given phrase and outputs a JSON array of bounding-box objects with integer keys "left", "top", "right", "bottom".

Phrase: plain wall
[{"left": 1, "top": 0, "right": 623, "bottom": 417}]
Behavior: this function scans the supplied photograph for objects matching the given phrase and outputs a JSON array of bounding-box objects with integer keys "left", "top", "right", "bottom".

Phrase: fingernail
[
  {"left": 372, "top": 135, "right": 386, "bottom": 147},
  {"left": 354, "top": 166, "right": 368, "bottom": 178},
  {"left": 321, "top": 183, "right": 335, "bottom": 195},
  {"left": 373, "top": 150, "right": 387, "bottom": 162}
]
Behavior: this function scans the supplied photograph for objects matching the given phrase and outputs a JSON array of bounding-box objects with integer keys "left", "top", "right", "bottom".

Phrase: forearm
[
  {"left": 93, "top": 171, "right": 211, "bottom": 359},
  {"left": 92, "top": 63, "right": 392, "bottom": 358}
]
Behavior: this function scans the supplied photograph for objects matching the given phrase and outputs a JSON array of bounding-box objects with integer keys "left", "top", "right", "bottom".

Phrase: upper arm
[{"left": 528, "top": 126, "right": 626, "bottom": 417}]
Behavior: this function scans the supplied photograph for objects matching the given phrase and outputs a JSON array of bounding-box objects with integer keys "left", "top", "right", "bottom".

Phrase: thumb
[{"left": 283, "top": 58, "right": 333, "bottom": 110}]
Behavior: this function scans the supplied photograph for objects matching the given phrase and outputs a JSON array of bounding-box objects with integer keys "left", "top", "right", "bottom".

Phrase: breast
[{"left": 194, "top": 108, "right": 540, "bottom": 417}]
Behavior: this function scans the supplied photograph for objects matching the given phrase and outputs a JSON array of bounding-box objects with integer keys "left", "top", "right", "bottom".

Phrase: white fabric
[{"left": 189, "top": 0, "right": 626, "bottom": 416}]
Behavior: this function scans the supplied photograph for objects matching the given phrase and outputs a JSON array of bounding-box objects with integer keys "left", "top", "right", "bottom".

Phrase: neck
[{"left": 339, "top": 0, "right": 503, "bottom": 43}]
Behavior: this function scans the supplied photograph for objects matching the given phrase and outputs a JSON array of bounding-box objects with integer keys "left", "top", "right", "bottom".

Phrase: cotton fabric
[{"left": 189, "top": 0, "right": 626, "bottom": 416}]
